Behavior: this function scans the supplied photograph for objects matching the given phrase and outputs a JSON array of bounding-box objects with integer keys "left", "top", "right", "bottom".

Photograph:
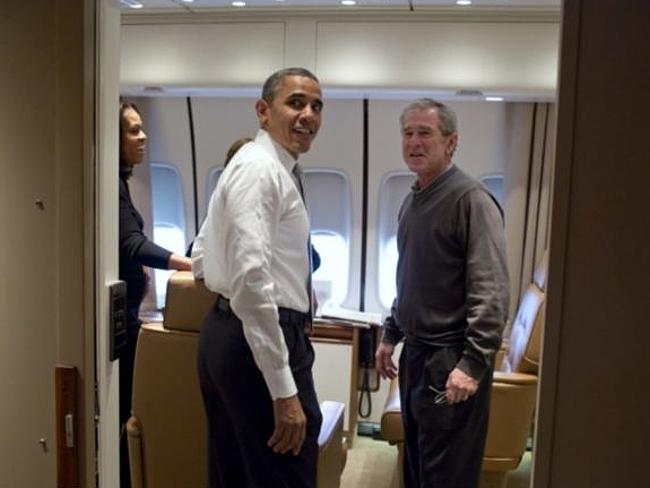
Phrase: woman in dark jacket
[{"left": 119, "top": 101, "right": 191, "bottom": 487}]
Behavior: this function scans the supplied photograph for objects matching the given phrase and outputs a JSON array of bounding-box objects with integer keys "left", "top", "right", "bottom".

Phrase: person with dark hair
[
  {"left": 224, "top": 136, "right": 254, "bottom": 167},
  {"left": 375, "top": 98, "right": 510, "bottom": 488},
  {"left": 118, "top": 102, "right": 191, "bottom": 488},
  {"left": 192, "top": 67, "right": 323, "bottom": 488}
]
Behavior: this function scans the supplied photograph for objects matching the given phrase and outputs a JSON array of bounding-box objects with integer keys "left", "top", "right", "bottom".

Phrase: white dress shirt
[{"left": 192, "top": 129, "right": 311, "bottom": 400}]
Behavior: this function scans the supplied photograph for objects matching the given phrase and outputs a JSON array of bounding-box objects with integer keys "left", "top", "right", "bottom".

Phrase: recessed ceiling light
[
  {"left": 232, "top": 1, "right": 246, "bottom": 6},
  {"left": 341, "top": 0, "right": 357, "bottom": 6},
  {"left": 485, "top": 96, "right": 504, "bottom": 102},
  {"left": 457, "top": 0, "right": 472, "bottom": 5},
  {"left": 182, "top": 0, "right": 195, "bottom": 3}
]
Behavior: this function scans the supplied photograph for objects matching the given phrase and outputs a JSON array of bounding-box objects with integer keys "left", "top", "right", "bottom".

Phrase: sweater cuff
[
  {"left": 456, "top": 353, "right": 488, "bottom": 382},
  {"left": 381, "top": 327, "right": 402, "bottom": 346},
  {"left": 263, "top": 365, "right": 298, "bottom": 400}
]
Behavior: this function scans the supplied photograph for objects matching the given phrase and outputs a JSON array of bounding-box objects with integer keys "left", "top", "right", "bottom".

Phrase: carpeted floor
[
  {"left": 340, "top": 436, "right": 532, "bottom": 488},
  {"left": 340, "top": 436, "right": 400, "bottom": 488}
]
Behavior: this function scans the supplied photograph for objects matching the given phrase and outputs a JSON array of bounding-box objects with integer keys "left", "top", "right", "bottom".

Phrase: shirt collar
[
  {"left": 412, "top": 163, "right": 456, "bottom": 193},
  {"left": 255, "top": 129, "right": 298, "bottom": 174}
]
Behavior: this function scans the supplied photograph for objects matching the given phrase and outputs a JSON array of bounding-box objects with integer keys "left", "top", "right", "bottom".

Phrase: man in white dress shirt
[{"left": 192, "top": 67, "right": 323, "bottom": 488}]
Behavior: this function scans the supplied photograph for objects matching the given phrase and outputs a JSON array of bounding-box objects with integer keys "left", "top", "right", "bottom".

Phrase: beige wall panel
[
  {"left": 97, "top": 2, "right": 122, "bottom": 487},
  {"left": 535, "top": 1, "right": 650, "bottom": 487},
  {"left": 284, "top": 20, "right": 317, "bottom": 72},
  {"left": 121, "top": 23, "right": 285, "bottom": 88},
  {"left": 191, "top": 97, "right": 261, "bottom": 224},
  {"left": 1, "top": 1, "right": 92, "bottom": 486},
  {"left": 312, "top": 343, "right": 353, "bottom": 431},
  {"left": 121, "top": 18, "right": 559, "bottom": 96},
  {"left": 503, "top": 103, "right": 535, "bottom": 310},
  {"left": 316, "top": 22, "right": 559, "bottom": 94},
  {"left": 1, "top": 4, "right": 58, "bottom": 487}
]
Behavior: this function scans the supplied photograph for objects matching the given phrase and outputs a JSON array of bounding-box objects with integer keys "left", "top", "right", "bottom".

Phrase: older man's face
[
  {"left": 256, "top": 75, "right": 323, "bottom": 158},
  {"left": 401, "top": 108, "right": 457, "bottom": 187}
]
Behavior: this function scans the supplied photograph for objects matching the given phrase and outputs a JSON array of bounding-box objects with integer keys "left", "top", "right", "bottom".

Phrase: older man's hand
[
  {"left": 375, "top": 342, "right": 397, "bottom": 379},
  {"left": 445, "top": 367, "right": 479, "bottom": 404}
]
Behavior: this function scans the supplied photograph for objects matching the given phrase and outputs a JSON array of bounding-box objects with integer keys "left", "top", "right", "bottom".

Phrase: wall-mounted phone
[
  {"left": 357, "top": 326, "right": 382, "bottom": 419},
  {"left": 109, "top": 281, "right": 127, "bottom": 361}
]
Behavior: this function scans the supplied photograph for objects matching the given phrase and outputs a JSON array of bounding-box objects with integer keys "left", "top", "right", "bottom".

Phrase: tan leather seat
[
  {"left": 127, "top": 271, "right": 347, "bottom": 488},
  {"left": 381, "top": 253, "right": 547, "bottom": 488}
]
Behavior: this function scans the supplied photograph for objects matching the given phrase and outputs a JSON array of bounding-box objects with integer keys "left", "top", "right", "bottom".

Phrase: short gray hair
[
  {"left": 261, "top": 67, "right": 320, "bottom": 104},
  {"left": 399, "top": 98, "right": 457, "bottom": 136}
]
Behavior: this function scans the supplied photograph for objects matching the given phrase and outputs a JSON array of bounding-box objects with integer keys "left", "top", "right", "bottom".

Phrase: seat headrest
[
  {"left": 502, "top": 283, "right": 545, "bottom": 375},
  {"left": 533, "top": 250, "right": 549, "bottom": 291},
  {"left": 163, "top": 271, "right": 216, "bottom": 333}
]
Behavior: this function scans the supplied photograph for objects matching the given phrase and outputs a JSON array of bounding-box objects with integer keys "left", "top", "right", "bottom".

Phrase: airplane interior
[{"left": 2, "top": 1, "right": 648, "bottom": 488}]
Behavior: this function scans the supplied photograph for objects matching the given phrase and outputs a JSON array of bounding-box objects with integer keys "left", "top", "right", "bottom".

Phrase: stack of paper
[{"left": 317, "top": 302, "right": 383, "bottom": 327}]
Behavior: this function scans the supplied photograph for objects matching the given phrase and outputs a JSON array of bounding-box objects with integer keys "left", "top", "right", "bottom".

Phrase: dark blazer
[{"left": 119, "top": 168, "right": 171, "bottom": 327}]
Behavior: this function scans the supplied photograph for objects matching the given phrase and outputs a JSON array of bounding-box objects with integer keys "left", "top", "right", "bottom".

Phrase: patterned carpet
[{"left": 340, "top": 436, "right": 532, "bottom": 488}]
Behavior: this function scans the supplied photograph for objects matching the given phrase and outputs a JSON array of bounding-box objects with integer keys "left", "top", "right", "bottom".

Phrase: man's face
[
  {"left": 121, "top": 108, "right": 147, "bottom": 166},
  {"left": 256, "top": 75, "right": 323, "bottom": 158},
  {"left": 401, "top": 108, "right": 457, "bottom": 185}
]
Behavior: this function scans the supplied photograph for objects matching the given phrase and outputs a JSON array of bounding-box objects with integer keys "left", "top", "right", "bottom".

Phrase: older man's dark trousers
[
  {"left": 399, "top": 342, "right": 492, "bottom": 488},
  {"left": 197, "top": 303, "right": 322, "bottom": 488}
]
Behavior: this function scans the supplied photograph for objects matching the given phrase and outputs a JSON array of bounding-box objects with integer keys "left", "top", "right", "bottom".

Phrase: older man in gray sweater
[{"left": 376, "top": 99, "right": 510, "bottom": 488}]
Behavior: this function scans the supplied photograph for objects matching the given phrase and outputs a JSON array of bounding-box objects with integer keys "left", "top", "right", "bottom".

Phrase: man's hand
[
  {"left": 168, "top": 253, "right": 192, "bottom": 271},
  {"left": 143, "top": 266, "right": 152, "bottom": 294},
  {"left": 445, "top": 367, "right": 479, "bottom": 404},
  {"left": 267, "top": 395, "right": 307, "bottom": 456},
  {"left": 375, "top": 342, "right": 397, "bottom": 379},
  {"left": 311, "top": 289, "right": 319, "bottom": 316}
]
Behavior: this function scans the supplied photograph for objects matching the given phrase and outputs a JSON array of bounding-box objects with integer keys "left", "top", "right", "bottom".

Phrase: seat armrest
[
  {"left": 126, "top": 416, "right": 144, "bottom": 488},
  {"left": 492, "top": 371, "right": 538, "bottom": 386},
  {"left": 484, "top": 372, "right": 538, "bottom": 465},
  {"left": 381, "top": 377, "right": 405, "bottom": 444},
  {"left": 317, "top": 401, "right": 346, "bottom": 488},
  {"left": 318, "top": 401, "right": 345, "bottom": 449},
  {"left": 494, "top": 346, "right": 507, "bottom": 370}
]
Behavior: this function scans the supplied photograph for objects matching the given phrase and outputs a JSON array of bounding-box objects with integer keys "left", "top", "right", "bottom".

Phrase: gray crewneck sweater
[{"left": 382, "top": 165, "right": 510, "bottom": 381}]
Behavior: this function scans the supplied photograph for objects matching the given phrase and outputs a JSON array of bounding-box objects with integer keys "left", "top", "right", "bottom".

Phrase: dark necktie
[{"left": 292, "top": 163, "right": 313, "bottom": 328}]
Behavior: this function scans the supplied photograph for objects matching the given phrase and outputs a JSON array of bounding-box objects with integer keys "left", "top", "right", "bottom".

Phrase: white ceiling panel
[{"left": 120, "top": 0, "right": 560, "bottom": 12}]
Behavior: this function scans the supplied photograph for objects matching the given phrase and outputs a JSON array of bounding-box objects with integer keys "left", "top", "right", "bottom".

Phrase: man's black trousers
[
  {"left": 399, "top": 342, "right": 493, "bottom": 488},
  {"left": 197, "top": 303, "right": 322, "bottom": 488}
]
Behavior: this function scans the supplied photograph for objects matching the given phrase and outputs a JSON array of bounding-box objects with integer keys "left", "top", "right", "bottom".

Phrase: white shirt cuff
[{"left": 263, "top": 365, "right": 298, "bottom": 400}]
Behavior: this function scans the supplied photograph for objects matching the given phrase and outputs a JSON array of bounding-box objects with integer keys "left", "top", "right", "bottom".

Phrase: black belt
[{"left": 215, "top": 294, "right": 310, "bottom": 328}]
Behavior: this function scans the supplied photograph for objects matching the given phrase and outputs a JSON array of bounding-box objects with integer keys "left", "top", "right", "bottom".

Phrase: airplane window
[
  {"left": 312, "top": 232, "right": 349, "bottom": 310},
  {"left": 150, "top": 162, "right": 187, "bottom": 308},
  {"left": 377, "top": 171, "right": 415, "bottom": 310},
  {"left": 479, "top": 173, "right": 505, "bottom": 207},
  {"left": 152, "top": 224, "right": 186, "bottom": 308},
  {"left": 151, "top": 163, "right": 186, "bottom": 229},
  {"left": 304, "top": 169, "right": 352, "bottom": 308},
  {"left": 379, "top": 235, "right": 399, "bottom": 309}
]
